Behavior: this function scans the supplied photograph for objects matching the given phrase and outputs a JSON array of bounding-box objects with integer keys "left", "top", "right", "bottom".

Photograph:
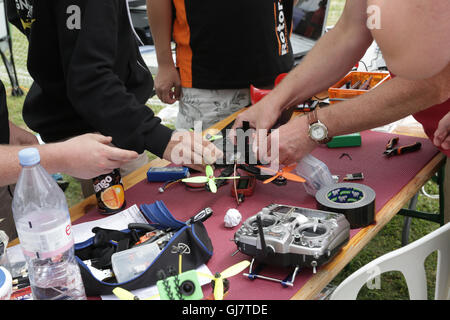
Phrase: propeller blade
[
  {"left": 197, "top": 272, "right": 215, "bottom": 280},
  {"left": 113, "top": 287, "right": 138, "bottom": 300},
  {"left": 221, "top": 260, "right": 251, "bottom": 279},
  {"left": 206, "top": 165, "right": 214, "bottom": 178},
  {"left": 182, "top": 176, "right": 209, "bottom": 184},
  {"left": 208, "top": 179, "right": 218, "bottom": 193},
  {"left": 282, "top": 172, "right": 306, "bottom": 183},
  {"left": 214, "top": 277, "right": 224, "bottom": 300},
  {"left": 263, "top": 174, "right": 280, "bottom": 184}
]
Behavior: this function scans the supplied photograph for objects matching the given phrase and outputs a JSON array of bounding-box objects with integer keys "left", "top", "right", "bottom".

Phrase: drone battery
[{"left": 147, "top": 166, "right": 190, "bottom": 182}]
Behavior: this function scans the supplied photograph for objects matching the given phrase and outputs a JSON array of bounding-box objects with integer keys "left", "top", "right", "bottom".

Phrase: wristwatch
[{"left": 307, "top": 109, "right": 332, "bottom": 144}]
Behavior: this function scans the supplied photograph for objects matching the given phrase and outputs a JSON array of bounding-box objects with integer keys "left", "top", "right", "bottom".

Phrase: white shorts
[{"left": 176, "top": 87, "right": 251, "bottom": 131}]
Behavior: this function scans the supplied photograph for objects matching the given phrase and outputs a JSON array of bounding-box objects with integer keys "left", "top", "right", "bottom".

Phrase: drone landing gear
[{"left": 243, "top": 258, "right": 300, "bottom": 288}]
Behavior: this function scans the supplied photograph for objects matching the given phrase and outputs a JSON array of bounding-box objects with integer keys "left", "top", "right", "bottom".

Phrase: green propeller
[{"left": 182, "top": 165, "right": 239, "bottom": 193}]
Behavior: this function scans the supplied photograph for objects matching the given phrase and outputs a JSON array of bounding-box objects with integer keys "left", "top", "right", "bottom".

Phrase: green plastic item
[
  {"left": 327, "top": 133, "right": 361, "bottom": 148},
  {"left": 157, "top": 270, "right": 204, "bottom": 300}
]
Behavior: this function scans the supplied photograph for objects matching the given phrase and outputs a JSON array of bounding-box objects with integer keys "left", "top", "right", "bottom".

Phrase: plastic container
[
  {"left": 0, "top": 266, "right": 12, "bottom": 300},
  {"left": 296, "top": 154, "right": 335, "bottom": 196},
  {"left": 0, "top": 230, "right": 9, "bottom": 267},
  {"left": 11, "top": 148, "right": 86, "bottom": 300},
  {"left": 111, "top": 242, "right": 161, "bottom": 283},
  {"left": 328, "top": 71, "right": 391, "bottom": 104}
]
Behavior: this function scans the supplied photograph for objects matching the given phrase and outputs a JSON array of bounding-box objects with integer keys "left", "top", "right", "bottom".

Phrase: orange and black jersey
[{"left": 173, "top": 0, "right": 295, "bottom": 89}]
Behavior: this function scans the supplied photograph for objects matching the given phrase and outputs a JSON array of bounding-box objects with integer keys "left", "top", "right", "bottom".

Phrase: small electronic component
[
  {"left": 343, "top": 172, "right": 364, "bottom": 181},
  {"left": 231, "top": 176, "right": 256, "bottom": 204},
  {"left": 147, "top": 166, "right": 190, "bottom": 182}
]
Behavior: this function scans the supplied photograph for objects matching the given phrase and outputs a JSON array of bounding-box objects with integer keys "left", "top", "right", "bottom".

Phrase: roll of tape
[{"left": 315, "top": 183, "right": 376, "bottom": 229}]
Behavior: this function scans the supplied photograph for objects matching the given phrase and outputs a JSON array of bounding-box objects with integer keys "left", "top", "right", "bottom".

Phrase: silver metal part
[{"left": 234, "top": 204, "right": 350, "bottom": 270}]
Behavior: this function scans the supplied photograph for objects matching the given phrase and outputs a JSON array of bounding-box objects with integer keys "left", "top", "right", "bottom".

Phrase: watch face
[{"left": 310, "top": 124, "right": 326, "bottom": 141}]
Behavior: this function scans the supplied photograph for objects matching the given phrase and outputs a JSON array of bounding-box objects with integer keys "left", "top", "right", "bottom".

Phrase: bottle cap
[
  {"left": 0, "top": 266, "right": 12, "bottom": 300},
  {"left": 18, "top": 148, "right": 41, "bottom": 166}
]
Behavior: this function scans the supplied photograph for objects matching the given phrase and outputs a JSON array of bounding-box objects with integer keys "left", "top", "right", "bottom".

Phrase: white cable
[{"left": 421, "top": 185, "right": 439, "bottom": 200}]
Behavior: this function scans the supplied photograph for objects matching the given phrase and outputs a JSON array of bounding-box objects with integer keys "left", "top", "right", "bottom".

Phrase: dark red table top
[{"left": 76, "top": 130, "right": 440, "bottom": 300}]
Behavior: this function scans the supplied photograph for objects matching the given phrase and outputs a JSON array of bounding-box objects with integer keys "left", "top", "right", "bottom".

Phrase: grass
[{"left": 2, "top": 0, "right": 442, "bottom": 299}]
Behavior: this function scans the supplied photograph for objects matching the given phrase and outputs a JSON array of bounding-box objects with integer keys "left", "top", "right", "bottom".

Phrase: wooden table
[{"left": 8, "top": 109, "right": 445, "bottom": 300}]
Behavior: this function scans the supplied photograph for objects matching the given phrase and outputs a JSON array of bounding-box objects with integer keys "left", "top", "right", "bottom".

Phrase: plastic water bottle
[{"left": 11, "top": 148, "right": 86, "bottom": 300}]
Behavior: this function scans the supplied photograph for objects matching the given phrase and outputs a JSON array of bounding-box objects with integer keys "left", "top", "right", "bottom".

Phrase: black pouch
[{"left": 74, "top": 201, "right": 213, "bottom": 296}]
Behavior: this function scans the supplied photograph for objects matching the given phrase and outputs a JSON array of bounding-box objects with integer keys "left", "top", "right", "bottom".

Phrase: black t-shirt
[
  {"left": 0, "top": 81, "right": 9, "bottom": 144},
  {"left": 173, "top": 0, "right": 295, "bottom": 89}
]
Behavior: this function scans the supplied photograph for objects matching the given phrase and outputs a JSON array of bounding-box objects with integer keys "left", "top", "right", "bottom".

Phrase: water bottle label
[{"left": 18, "top": 218, "right": 74, "bottom": 260}]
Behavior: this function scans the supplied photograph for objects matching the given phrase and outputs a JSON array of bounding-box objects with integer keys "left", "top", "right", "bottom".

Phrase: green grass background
[{"left": 2, "top": 0, "right": 442, "bottom": 299}]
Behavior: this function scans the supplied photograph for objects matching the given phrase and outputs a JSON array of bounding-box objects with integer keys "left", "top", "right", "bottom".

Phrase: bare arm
[
  {"left": 268, "top": 62, "right": 450, "bottom": 165},
  {"left": 146, "top": 0, "right": 181, "bottom": 103},
  {"left": 232, "top": 0, "right": 373, "bottom": 132},
  {"left": 0, "top": 134, "right": 139, "bottom": 187}
]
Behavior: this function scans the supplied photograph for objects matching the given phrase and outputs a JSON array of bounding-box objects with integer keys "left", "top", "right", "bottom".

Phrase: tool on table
[{"left": 383, "top": 137, "right": 422, "bottom": 157}]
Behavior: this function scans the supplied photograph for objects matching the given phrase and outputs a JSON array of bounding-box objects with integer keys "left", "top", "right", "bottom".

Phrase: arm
[
  {"left": 232, "top": 0, "right": 373, "bottom": 132},
  {"left": 0, "top": 134, "right": 139, "bottom": 187},
  {"left": 266, "top": 63, "right": 450, "bottom": 165},
  {"left": 147, "top": 0, "right": 181, "bottom": 104}
]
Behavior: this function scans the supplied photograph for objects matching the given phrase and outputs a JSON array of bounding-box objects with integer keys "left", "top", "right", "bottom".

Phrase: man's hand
[
  {"left": 229, "top": 101, "right": 282, "bottom": 143},
  {"left": 58, "top": 134, "right": 139, "bottom": 179},
  {"left": 264, "top": 115, "right": 317, "bottom": 167},
  {"left": 162, "top": 131, "right": 223, "bottom": 172},
  {"left": 9, "top": 122, "right": 39, "bottom": 145},
  {"left": 433, "top": 112, "right": 450, "bottom": 150},
  {"left": 155, "top": 64, "right": 181, "bottom": 104}
]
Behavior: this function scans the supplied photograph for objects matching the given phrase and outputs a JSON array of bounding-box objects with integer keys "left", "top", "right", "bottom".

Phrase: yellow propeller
[
  {"left": 182, "top": 165, "right": 240, "bottom": 193},
  {"left": 198, "top": 260, "right": 250, "bottom": 300},
  {"left": 112, "top": 287, "right": 159, "bottom": 301}
]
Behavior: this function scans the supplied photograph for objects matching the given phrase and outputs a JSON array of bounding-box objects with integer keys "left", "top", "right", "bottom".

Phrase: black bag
[{"left": 74, "top": 201, "right": 213, "bottom": 296}]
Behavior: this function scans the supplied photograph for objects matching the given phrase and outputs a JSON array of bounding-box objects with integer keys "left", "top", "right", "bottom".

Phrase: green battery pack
[{"left": 327, "top": 132, "right": 361, "bottom": 148}]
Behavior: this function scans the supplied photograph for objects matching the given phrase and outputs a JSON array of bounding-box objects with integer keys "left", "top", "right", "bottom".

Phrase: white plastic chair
[{"left": 330, "top": 222, "right": 450, "bottom": 300}]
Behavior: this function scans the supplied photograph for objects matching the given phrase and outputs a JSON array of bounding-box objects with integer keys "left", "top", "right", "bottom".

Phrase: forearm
[
  {"left": 265, "top": 1, "right": 373, "bottom": 110},
  {"left": 317, "top": 66, "right": 450, "bottom": 138},
  {"left": 0, "top": 143, "right": 66, "bottom": 186},
  {"left": 147, "top": 0, "right": 174, "bottom": 67}
]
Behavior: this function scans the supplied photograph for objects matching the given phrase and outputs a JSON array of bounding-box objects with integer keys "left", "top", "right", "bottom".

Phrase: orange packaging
[
  {"left": 328, "top": 71, "right": 391, "bottom": 104},
  {"left": 93, "top": 169, "right": 126, "bottom": 214}
]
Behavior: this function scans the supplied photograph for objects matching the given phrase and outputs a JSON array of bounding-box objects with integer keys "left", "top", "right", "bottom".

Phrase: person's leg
[{"left": 176, "top": 88, "right": 250, "bottom": 131}]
